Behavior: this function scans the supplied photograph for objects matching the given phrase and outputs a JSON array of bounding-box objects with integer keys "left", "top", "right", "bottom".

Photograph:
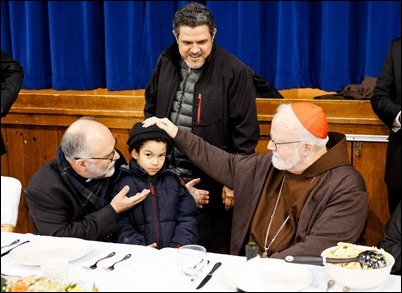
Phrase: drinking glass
[{"left": 177, "top": 244, "right": 207, "bottom": 290}]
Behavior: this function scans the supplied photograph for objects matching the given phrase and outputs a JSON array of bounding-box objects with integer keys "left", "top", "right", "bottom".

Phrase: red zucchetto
[{"left": 291, "top": 102, "right": 328, "bottom": 139}]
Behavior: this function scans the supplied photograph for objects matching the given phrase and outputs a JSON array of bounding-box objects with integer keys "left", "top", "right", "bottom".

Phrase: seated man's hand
[
  {"left": 110, "top": 186, "right": 150, "bottom": 213},
  {"left": 186, "top": 178, "right": 209, "bottom": 208}
]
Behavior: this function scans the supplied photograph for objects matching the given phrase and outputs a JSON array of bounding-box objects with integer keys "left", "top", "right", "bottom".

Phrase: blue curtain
[{"left": 1, "top": 1, "right": 400, "bottom": 91}]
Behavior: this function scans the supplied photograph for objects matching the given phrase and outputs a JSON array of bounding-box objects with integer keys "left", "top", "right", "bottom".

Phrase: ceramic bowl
[{"left": 321, "top": 243, "right": 395, "bottom": 289}]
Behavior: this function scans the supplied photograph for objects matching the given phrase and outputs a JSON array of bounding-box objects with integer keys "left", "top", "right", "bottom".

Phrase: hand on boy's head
[
  {"left": 110, "top": 186, "right": 150, "bottom": 213},
  {"left": 142, "top": 117, "right": 178, "bottom": 138}
]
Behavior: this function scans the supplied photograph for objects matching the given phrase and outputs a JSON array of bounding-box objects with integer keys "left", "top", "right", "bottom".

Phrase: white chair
[{"left": 1, "top": 176, "right": 22, "bottom": 232}]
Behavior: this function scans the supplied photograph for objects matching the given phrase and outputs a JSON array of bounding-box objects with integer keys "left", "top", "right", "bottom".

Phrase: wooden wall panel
[
  {"left": 112, "top": 128, "right": 139, "bottom": 163},
  {"left": 352, "top": 142, "right": 389, "bottom": 245},
  {"left": 22, "top": 127, "right": 43, "bottom": 185}
]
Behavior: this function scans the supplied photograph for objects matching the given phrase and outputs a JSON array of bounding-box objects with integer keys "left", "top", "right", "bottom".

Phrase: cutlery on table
[
  {"left": 195, "top": 261, "right": 222, "bottom": 290},
  {"left": 84, "top": 252, "right": 116, "bottom": 269},
  {"left": 325, "top": 280, "right": 349, "bottom": 292},
  {"left": 1, "top": 240, "right": 30, "bottom": 257},
  {"left": 1, "top": 239, "right": 20, "bottom": 250},
  {"left": 325, "top": 279, "right": 335, "bottom": 292},
  {"left": 1, "top": 273, "right": 35, "bottom": 278},
  {"left": 1, "top": 273, "right": 22, "bottom": 278},
  {"left": 105, "top": 253, "right": 131, "bottom": 270}
]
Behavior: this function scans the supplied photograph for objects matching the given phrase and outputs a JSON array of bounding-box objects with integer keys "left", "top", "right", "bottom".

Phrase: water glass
[{"left": 177, "top": 244, "right": 207, "bottom": 289}]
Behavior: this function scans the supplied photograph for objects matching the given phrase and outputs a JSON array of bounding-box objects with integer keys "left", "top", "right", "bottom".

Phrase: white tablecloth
[{"left": 1, "top": 232, "right": 400, "bottom": 292}]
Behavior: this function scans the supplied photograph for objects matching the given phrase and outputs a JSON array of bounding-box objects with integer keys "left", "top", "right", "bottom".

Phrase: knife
[
  {"left": 196, "top": 261, "right": 222, "bottom": 290},
  {"left": 1, "top": 240, "right": 30, "bottom": 257}
]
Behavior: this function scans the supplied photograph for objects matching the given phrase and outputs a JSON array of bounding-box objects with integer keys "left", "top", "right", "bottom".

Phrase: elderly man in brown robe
[{"left": 142, "top": 102, "right": 368, "bottom": 257}]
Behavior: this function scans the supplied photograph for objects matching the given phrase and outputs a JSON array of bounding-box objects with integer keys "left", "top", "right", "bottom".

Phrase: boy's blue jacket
[{"left": 111, "top": 159, "right": 200, "bottom": 248}]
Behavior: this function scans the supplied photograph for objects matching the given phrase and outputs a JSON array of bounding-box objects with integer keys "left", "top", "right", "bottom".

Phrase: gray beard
[{"left": 272, "top": 153, "right": 300, "bottom": 170}]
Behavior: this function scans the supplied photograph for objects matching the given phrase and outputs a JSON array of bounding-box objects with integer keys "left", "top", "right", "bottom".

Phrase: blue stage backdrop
[{"left": 1, "top": 1, "right": 400, "bottom": 91}]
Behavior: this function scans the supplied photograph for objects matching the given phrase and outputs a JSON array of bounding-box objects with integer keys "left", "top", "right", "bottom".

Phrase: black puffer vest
[{"left": 169, "top": 59, "right": 203, "bottom": 181}]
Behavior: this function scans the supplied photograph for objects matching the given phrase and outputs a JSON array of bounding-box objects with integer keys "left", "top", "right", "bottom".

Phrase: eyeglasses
[
  {"left": 74, "top": 139, "right": 117, "bottom": 162},
  {"left": 75, "top": 149, "right": 116, "bottom": 162},
  {"left": 268, "top": 135, "right": 301, "bottom": 150},
  {"left": 89, "top": 149, "right": 117, "bottom": 162}
]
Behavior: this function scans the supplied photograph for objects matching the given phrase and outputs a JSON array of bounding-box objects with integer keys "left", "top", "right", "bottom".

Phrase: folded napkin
[{"left": 1, "top": 176, "right": 22, "bottom": 229}]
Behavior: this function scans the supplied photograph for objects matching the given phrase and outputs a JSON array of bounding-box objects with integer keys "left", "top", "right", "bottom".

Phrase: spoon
[
  {"left": 285, "top": 250, "right": 387, "bottom": 269},
  {"left": 1, "top": 239, "right": 20, "bottom": 250},
  {"left": 85, "top": 252, "right": 116, "bottom": 269},
  {"left": 105, "top": 253, "right": 131, "bottom": 270},
  {"left": 325, "top": 279, "right": 335, "bottom": 292}
]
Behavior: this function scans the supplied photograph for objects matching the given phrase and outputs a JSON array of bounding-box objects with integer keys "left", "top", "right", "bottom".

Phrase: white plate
[
  {"left": 221, "top": 257, "right": 312, "bottom": 292},
  {"left": 9, "top": 237, "right": 92, "bottom": 265},
  {"left": 220, "top": 258, "right": 247, "bottom": 288}
]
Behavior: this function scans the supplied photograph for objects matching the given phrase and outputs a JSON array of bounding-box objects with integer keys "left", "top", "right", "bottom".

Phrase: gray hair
[
  {"left": 61, "top": 117, "right": 94, "bottom": 160},
  {"left": 276, "top": 104, "right": 329, "bottom": 148},
  {"left": 173, "top": 2, "right": 216, "bottom": 37}
]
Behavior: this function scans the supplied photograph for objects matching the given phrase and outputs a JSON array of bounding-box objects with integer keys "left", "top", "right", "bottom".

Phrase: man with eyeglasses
[
  {"left": 143, "top": 102, "right": 368, "bottom": 257},
  {"left": 25, "top": 117, "right": 150, "bottom": 241}
]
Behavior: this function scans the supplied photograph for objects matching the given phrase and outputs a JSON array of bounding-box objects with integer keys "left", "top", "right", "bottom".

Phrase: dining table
[{"left": 1, "top": 232, "right": 400, "bottom": 292}]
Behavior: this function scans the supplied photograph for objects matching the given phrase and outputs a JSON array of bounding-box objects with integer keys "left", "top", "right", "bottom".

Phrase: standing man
[
  {"left": 371, "top": 36, "right": 401, "bottom": 214},
  {"left": 144, "top": 2, "right": 259, "bottom": 254},
  {"left": 1, "top": 50, "right": 24, "bottom": 156}
]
